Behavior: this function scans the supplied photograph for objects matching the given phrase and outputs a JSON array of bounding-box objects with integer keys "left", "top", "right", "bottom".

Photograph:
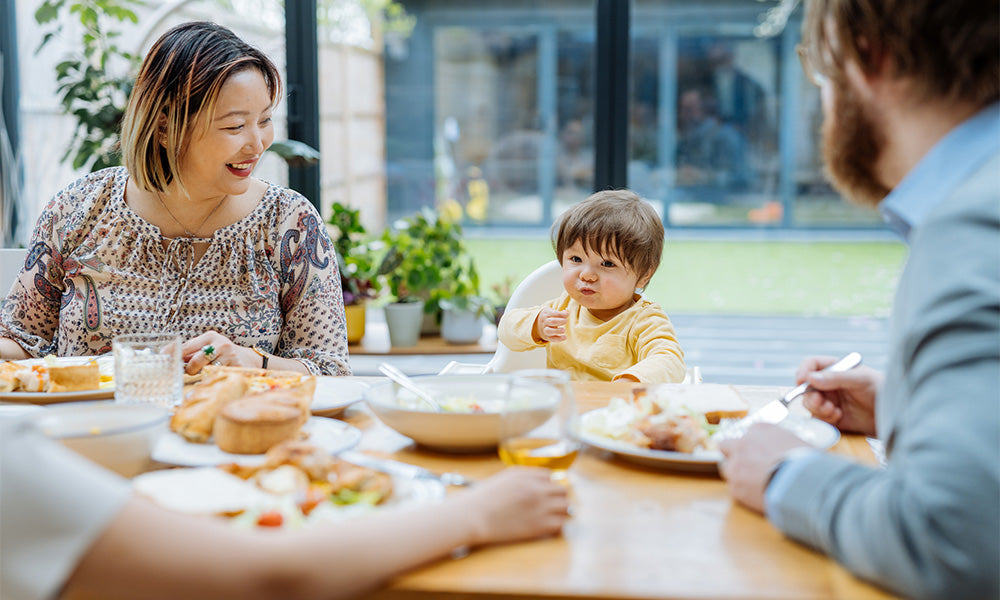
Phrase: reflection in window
[
  {"left": 629, "top": 7, "right": 883, "bottom": 228},
  {"left": 384, "top": 2, "right": 885, "bottom": 230},
  {"left": 431, "top": 26, "right": 595, "bottom": 227},
  {"left": 630, "top": 31, "right": 783, "bottom": 226}
]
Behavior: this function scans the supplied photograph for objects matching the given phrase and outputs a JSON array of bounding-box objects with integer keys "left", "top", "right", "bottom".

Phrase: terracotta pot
[{"left": 344, "top": 304, "right": 366, "bottom": 344}]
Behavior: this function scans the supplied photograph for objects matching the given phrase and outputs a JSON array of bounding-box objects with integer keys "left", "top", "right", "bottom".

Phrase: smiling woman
[{"left": 0, "top": 21, "right": 351, "bottom": 377}]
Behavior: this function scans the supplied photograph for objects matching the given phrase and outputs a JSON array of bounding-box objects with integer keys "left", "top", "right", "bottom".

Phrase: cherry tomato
[{"left": 256, "top": 510, "right": 284, "bottom": 528}]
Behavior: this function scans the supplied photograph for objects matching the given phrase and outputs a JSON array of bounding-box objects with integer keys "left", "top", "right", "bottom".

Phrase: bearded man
[{"left": 718, "top": 1, "right": 999, "bottom": 598}]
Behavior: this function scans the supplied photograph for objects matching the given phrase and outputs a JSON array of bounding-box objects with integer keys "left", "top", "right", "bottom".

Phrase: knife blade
[
  {"left": 715, "top": 352, "right": 863, "bottom": 441},
  {"left": 339, "top": 450, "right": 472, "bottom": 487}
]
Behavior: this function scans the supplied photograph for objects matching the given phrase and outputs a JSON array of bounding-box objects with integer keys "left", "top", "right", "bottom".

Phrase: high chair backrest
[{"left": 486, "top": 260, "right": 563, "bottom": 373}]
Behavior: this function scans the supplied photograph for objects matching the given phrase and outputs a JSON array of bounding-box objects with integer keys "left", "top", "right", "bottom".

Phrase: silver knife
[
  {"left": 715, "top": 352, "right": 863, "bottom": 440},
  {"left": 339, "top": 450, "right": 473, "bottom": 487}
]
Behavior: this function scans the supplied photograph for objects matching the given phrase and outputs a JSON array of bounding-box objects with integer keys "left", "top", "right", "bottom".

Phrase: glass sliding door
[
  {"left": 630, "top": 20, "right": 783, "bottom": 227},
  {"left": 630, "top": 1, "right": 883, "bottom": 228},
  {"left": 385, "top": 1, "right": 596, "bottom": 228}
]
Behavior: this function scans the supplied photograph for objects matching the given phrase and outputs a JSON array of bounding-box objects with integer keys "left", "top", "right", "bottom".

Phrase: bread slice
[
  {"left": 241, "top": 388, "right": 311, "bottom": 427},
  {"left": 170, "top": 373, "right": 249, "bottom": 442},
  {"left": 201, "top": 365, "right": 316, "bottom": 408},
  {"left": 0, "top": 361, "right": 22, "bottom": 392},
  {"left": 654, "top": 383, "right": 749, "bottom": 424},
  {"left": 46, "top": 363, "right": 101, "bottom": 392},
  {"left": 213, "top": 397, "right": 303, "bottom": 455}
]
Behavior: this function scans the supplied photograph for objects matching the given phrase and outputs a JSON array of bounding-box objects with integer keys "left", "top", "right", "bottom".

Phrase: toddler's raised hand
[{"left": 534, "top": 308, "right": 568, "bottom": 343}]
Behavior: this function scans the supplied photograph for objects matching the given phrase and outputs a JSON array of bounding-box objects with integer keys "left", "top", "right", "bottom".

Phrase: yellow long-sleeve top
[{"left": 497, "top": 292, "right": 686, "bottom": 383}]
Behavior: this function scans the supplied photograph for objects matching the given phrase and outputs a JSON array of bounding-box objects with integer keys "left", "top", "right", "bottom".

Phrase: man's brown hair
[
  {"left": 552, "top": 190, "right": 664, "bottom": 285},
  {"left": 801, "top": 0, "right": 998, "bottom": 107}
]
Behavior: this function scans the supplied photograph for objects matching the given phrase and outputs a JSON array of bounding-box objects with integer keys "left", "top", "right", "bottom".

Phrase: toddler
[{"left": 498, "top": 190, "right": 685, "bottom": 382}]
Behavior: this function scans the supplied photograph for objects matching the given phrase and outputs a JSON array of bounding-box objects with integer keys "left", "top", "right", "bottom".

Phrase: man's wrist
[
  {"left": 766, "top": 447, "right": 817, "bottom": 488},
  {"left": 763, "top": 446, "right": 818, "bottom": 522}
]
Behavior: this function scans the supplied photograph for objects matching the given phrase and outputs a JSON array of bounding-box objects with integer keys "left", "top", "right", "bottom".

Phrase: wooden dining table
[{"left": 333, "top": 379, "right": 896, "bottom": 600}]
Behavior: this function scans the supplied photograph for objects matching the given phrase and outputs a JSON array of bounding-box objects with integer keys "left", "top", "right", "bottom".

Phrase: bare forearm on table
[
  {"left": 0, "top": 337, "right": 29, "bottom": 360},
  {"left": 63, "top": 495, "right": 480, "bottom": 600}
]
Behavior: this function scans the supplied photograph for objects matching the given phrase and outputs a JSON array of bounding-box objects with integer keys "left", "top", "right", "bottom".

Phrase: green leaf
[
  {"left": 35, "top": 2, "right": 61, "bottom": 24},
  {"left": 267, "top": 139, "right": 321, "bottom": 167}
]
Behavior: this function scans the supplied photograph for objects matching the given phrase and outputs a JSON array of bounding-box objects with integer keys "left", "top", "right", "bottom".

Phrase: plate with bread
[
  {"left": 152, "top": 366, "right": 362, "bottom": 467},
  {"left": 580, "top": 384, "right": 839, "bottom": 472},
  {"left": 136, "top": 440, "right": 445, "bottom": 528},
  {"left": 0, "top": 356, "right": 114, "bottom": 403}
]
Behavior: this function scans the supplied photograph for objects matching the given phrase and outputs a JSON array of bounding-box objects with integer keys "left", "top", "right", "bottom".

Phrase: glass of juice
[{"left": 498, "top": 369, "right": 580, "bottom": 481}]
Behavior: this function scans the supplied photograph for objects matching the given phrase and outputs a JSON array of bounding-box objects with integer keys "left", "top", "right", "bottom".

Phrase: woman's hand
[
  {"left": 181, "top": 331, "right": 262, "bottom": 374},
  {"left": 455, "top": 467, "right": 570, "bottom": 546}
]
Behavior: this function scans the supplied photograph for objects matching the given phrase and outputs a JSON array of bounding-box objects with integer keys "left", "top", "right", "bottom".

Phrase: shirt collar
[{"left": 880, "top": 102, "right": 1000, "bottom": 241}]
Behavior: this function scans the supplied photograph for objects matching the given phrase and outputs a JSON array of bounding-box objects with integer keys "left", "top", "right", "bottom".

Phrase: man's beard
[{"left": 821, "top": 84, "right": 891, "bottom": 208}]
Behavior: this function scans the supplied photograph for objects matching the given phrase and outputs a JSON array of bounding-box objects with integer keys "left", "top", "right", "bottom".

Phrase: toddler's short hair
[{"left": 552, "top": 190, "right": 664, "bottom": 282}]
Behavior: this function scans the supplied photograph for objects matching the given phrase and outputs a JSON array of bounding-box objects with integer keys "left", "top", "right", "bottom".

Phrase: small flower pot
[
  {"left": 384, "top": 300, "right": 425, "bottom": 347},
  {"left": 441, "top": 308, "right": 485, "bottom": 344}
]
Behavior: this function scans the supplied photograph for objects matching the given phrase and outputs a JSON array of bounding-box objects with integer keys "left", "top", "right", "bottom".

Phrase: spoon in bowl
[{"left": 377, "top": 362, "right": 443, "bottom": 412}]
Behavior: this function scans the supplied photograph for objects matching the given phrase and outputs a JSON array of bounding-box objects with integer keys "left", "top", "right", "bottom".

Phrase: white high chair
[
  {"left": 440, "top": 260, "right": 562, "bottom": 375},
  {"left": 439, "top": 259, "right": 701, "bottom": 382}
]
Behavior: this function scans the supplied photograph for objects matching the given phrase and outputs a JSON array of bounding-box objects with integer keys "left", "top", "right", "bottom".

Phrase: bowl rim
[
  {"left": 365, "top": 374, "right": 512, "bottom": 409},
  {"left": 31, "top": 400, "right": 170, "bottom": 440},
  {"left": 364, "top": 374, "right": 558, "bottom": 415}
]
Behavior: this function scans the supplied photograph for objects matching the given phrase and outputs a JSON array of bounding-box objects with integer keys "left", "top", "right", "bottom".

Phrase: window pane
[
  {"left": 630, "top": 2, "right": 884, "bottom": 228},
  {"left": 385, "top": 2, "right": 596, "bottom": 228}
]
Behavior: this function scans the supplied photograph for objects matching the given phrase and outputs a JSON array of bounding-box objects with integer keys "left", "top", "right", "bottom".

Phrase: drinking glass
[
  {"left": 498, "top": 369, "right": 580, "bottom": 481},
  {"left": 113, "top": 333, "right": 183, "bottom": 408}
]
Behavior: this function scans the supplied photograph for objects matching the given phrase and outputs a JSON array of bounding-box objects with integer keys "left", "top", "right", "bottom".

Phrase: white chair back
[
  {"left": 486, "top": 260, "right": 563, "bottom": 373},
  {"left": 0, "top": 248, "right": 27, "bottom": 299}
]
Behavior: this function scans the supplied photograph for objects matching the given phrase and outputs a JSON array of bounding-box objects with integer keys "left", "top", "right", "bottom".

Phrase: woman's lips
[{"left": 227, "top": 160, "right": 256, "bottom": 177}]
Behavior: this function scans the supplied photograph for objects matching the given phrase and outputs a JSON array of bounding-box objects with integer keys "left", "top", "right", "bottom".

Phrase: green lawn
[{"left": 466, "top": 238, "right": 907, "bottom": 317}]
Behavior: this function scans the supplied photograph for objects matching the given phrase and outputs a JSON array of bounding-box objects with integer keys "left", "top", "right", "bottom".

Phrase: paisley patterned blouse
[{"left": 0, "top": 167, "right": 351, "bottom": 376}]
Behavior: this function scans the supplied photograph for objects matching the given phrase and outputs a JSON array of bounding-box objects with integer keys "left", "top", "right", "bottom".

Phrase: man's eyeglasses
[{"left": 797, "top": 44, "right": 829, "bottom": 88}]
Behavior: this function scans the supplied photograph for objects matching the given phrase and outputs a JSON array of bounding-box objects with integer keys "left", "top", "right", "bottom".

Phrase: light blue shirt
[
  {"left": 880, "top": 102, "right": 1000, "bottom": 240},
  {"left": 765, "top": 102, "right": 1000, "bottom": 523}
]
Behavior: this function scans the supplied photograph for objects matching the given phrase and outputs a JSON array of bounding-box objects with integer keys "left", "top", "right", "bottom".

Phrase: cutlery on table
[
  {"left": 377, "top": 362, "right": 443, "bottom": 411},
  {"left": 339, "top": 450, "right": 472, "bottom": 487},
  {"left": 714, "top": 351, "right": 863, "bottom": 441}
]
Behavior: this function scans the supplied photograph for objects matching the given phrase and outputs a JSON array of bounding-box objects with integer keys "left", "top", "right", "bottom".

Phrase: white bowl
[
  {"left": 32, "top": 401, "right": 170, "bottom": 477},
  {"left": 364, "top": 374, "right": 557, "bottom": 453}
]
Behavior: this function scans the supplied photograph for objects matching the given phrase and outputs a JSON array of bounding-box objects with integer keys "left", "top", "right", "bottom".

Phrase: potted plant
[
  {"left": 328, "top": 202, "right": 382, "bottom": 344},
  {"left": 438, "top": 259, "right": 496, "bottom": 344},
  {"left": 378, "top": 207, "right": 467, "bottom": 344},
  {"left": 488, "top": 274, "right": 517, "bottom": 327}
]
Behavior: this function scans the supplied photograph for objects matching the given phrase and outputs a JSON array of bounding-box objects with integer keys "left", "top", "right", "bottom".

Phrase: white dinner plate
[
  {"left": 133, "top": 465, "right": 445, "bottom": 525},
  {"left": 0, "top": 356, "right": 115, "bottom": 403},
  {"left": 152, "top": 417, "right": 363, "bottom": 467},
  {"left": 579, "top": 409, "right": 840, "bottom": 473},
  {"left": 311, "top": 377, "right": 370, "bottom": 415}
]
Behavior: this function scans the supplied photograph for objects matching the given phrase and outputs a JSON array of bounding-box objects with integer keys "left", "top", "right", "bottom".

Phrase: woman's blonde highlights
[{"left": 120, "top": 22, "right": 282, "bottom": 195}]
